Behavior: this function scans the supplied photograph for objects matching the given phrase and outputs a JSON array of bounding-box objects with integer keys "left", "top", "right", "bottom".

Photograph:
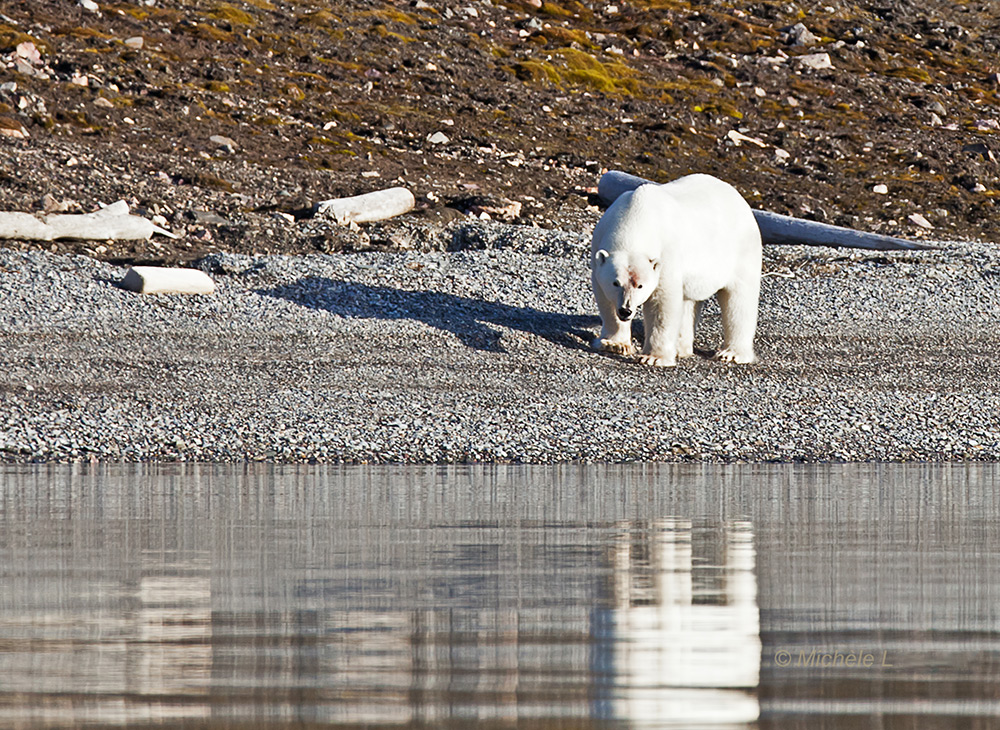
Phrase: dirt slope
[{"left": 2, "top": 0, "right": 1000, "bottom": 262}]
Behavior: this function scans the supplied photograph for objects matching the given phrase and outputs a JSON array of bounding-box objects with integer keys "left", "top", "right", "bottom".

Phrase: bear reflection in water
[{"left": 592, "top": 519, "right": 761, "bottom": 728}]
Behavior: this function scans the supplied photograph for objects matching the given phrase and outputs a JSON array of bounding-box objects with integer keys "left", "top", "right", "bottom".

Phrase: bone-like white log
[
  {"left": 597, "top": 170, "right": 934, "bottom": 251},
  {"left": 120, "top": 266, "right": 216, "bottom": 295},
  {"left": 314, "top": 187, "right": 416, "bottom": 224},
  {"left": 0, "top": 200, "right": 176, "bottom": 241}
]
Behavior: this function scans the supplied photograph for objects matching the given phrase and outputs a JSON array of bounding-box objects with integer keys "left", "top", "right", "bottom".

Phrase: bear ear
[
  {"left": 595, "top": 250, "right": 610, "bottom": 265},
  {"left": 650, "top": 257, "right": 660, "bottom": 271}
]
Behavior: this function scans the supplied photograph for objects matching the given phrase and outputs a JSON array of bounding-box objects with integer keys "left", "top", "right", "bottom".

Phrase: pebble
[{"left": 1, "top": 233, "right": 999, "bottom": 464}]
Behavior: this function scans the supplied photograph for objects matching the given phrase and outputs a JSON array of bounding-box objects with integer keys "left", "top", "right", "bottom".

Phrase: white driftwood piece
[
  {"left": 0, "top": 200, "right": 176, "bottom": 241},
  {"left": 120, "top": 266, "right": 216, "bottom": 295},
  {"left": 314, "top": 187, "right": 416, "bottom": 224},
  {"left": 597, "top": 170, "right": 934, "bottom": 251}
]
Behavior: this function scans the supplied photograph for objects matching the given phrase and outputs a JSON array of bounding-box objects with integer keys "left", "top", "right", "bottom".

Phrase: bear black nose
[{"left": 617, "top": 306, "right": 632, "bottom": 321}]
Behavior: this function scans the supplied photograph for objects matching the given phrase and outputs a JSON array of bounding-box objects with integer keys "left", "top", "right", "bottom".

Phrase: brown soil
[{"left": 2, "top": 0, "right": 1000, "bottom": 263}]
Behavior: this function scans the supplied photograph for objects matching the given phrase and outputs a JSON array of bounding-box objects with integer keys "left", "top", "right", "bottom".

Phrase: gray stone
[{"left": 787, "top": 23, "right": 819, "bottom": 47}]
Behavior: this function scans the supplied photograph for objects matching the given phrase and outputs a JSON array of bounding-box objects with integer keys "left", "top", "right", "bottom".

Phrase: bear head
[{"left": 593, "top": 250, "right": 660, "bottom": 322}]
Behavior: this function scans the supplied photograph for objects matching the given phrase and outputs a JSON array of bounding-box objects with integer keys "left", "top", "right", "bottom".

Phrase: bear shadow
[{"left": 259, "top": 276, "right": 600, "bottom": 353}]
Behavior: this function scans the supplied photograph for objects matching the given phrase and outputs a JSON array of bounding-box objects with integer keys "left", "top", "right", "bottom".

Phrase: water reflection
[
  {"left": 593, "top": 520, "right": 760, "bottom": 727},
  {"left": 1, "top": 463, "right": 1000, "bottom": 728}
]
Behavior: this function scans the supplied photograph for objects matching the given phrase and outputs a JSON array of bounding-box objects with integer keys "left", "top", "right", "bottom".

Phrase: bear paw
[
  {"left": 639, "top": 354, "right": 677, "bottom": 368},
  {"left": 715, "top": 348, "right": 756, "bottom": 364},
  {"left": 593, "top": 338, "right": 635, "bottom": 356}
]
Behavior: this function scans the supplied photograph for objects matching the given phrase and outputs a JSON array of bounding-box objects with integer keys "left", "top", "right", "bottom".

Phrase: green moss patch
[{"left": 207, "top": 4, "right": 257, "bottom": 27}]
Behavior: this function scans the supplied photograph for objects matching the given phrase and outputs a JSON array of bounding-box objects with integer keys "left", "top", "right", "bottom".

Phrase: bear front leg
[
  {"left": 639, "top": 288, "right": 683, "bottom": 367},
  {"left": 591, "top": 275, "right": 635, "bottom": 356}
]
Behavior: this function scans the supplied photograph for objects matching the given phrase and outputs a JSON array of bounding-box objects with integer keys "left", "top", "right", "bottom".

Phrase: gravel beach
[{"left": 2, "top": 225, "right": 999, "bottom": 464}]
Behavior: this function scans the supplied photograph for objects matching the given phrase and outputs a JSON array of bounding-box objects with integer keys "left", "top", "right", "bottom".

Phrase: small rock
[
  {"left": 796, "top": 52, "right": 833, "bottom": 70},
  {"left": 70, "top": 73, "right": 89, "bottom": 87},
  {"left": 962, "top": 142, "right": 996, "bottom": 162},
  {"left": 94, "top": 97, "right": 114, "bottom": 109},
  {"left": 79, "top": 0, "right": 99, "bottom": 11},
  {"left": 427, "top": 131, "right": 450, "bottom": 145},
  {"left": 467, "top": 198, "right": 523, "bottom": 222},
  {"left": 908, "top": 213, "right": 933, "bottom": 229},
  {"left": 873, "top": 184, "right": 889, "bottom": 195},
  {"left": 188, "top": 209, "right": 232, "bottom": 226},
  {"left": 124, "top": 36, "right": 144, "bottom": 50},
  {"left": 39, "top": 194, "right": 75, "bottom": 213},
  {"left": 0, "top": 117, "right": 28, "bottom": 139},
  {"left": 209, "top": 134, "right": 238, "bottom": 153},
  {"left": 928, "top": 100, "right": 947, "bottom": 116},
  {"left": 786, "top": 23, "right": 819, "bottom": 47},
  {"left": 15, "top": 42, "right": 41, "bottom": 65},
  {"left": 726, "top": 130, "right": 767, "bottom": 148}
]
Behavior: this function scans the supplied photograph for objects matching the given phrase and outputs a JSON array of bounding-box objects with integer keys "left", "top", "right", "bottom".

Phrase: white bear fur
[{"left": 590, "top": 174, "right": 762, "bottom": 366}]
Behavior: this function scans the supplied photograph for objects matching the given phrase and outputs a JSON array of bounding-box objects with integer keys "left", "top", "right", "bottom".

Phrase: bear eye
[
  {"left": 637, "top": 284, "right": 643, "bottom": 289},
  {"left": 613, "top": 280, "right": 621, "bottom": 287}
]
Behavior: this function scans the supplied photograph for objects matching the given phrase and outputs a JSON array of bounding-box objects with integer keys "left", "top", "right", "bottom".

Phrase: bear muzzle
[{"left": 616, "top": 306, "right": 633, "bottom": 321}]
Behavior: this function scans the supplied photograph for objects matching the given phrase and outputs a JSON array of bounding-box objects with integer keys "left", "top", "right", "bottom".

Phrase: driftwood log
[
  {"left": 314, "top": 187, "right": 415, "bottom": 224},
  {"left": 598, "top": 170, "right": 935, "bottom": 252},
  {"left": 0, "top": 200, "right": 175, "bottom": 241},
  {"left": 120, "top": 266, "right": 216, "bottom": 295}
]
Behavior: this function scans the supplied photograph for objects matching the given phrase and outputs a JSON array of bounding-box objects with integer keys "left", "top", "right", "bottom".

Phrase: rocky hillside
[{"left": 2, "top": 0, "right": 1000, "bottom": 263}]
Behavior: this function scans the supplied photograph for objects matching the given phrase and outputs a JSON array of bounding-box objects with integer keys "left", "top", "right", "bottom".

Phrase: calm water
[{"left": 1, "top": 463, "right": 999, "bottom": 729}]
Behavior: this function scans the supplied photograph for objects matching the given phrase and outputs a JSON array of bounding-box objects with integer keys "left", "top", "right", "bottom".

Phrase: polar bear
[{"left": 591, "top": 174, "right": 762, "bottom": 366}]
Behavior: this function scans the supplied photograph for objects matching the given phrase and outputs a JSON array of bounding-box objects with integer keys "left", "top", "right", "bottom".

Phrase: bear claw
[
  {"left": 594, "top": 339, "right": 635, "bottom": 356},
  {"left": 639, "top": 354, "right": 677, "bottom": 368},
  {"left": 715, "top": 348, "right": 755, "bottom": 364}
]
